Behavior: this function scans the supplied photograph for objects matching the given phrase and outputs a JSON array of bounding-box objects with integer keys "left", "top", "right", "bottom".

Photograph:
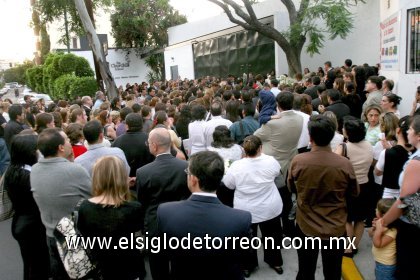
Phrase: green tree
[
  {"left": 111, "top": 0, "right": 187, "bottom": 80},
  {"left": 3, "top": 61, "right": 35, "bottom": 85},
  {"left": 208, "top": 0, "right": 365, "bottom": 76}
]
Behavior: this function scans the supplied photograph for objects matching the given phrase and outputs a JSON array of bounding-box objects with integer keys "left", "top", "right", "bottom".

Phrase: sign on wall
[{"left": 380, "top": 12, "right": 400, "bottom": 70}]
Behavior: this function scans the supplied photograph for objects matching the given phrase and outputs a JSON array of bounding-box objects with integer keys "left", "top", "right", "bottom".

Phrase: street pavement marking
[{"left": 342, "top": 256, "right": 363, "bottom": 280}]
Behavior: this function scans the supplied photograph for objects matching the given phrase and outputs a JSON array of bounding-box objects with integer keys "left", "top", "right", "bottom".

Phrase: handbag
[
  {"left": 399, "top": 192, "right": 420, "bottom": 228},
  {"left": 398, "top": 156, "right": 420, "bottom": 228},
  {"left": 54, "top": 199, "right": 102, "bottom": 279},
  {"left": 0, "top": 171, "right": 14, "bottom": 222}
]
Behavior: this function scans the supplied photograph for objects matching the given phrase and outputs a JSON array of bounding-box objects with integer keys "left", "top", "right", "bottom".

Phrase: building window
[
  {"left": 407, "top": 8, "right": 420, "bottom": 73},
  {"left": 72, "top": 37, "right": 78, "bottom": 49}
]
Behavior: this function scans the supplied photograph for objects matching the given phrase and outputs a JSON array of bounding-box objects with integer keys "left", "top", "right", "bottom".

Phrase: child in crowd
[{"left": 368, "top": 198, "right": 397, "bottom": 280}]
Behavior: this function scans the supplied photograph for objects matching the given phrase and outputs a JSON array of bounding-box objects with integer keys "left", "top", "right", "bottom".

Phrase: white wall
[
  {"left": 379, "top": 0, "right": 420, "bottom": 116},
  {"left": 164, "top": 45, "right": 195, "bottom": 80},
  {"left": 71, "top": 49, "right": 151, "bottom": 87},
  {"left": 165, "top": 0, "right": 381, "bottom": 79}
]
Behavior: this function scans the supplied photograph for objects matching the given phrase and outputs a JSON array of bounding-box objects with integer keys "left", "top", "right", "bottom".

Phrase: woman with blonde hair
[{"left": 77, "top": 156, "right": 145, "bottom": 280}]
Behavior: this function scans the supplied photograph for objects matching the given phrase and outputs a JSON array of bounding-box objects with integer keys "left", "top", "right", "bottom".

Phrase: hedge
[{"left": 68, "top": 76, "right": 98, "bottom": 100}]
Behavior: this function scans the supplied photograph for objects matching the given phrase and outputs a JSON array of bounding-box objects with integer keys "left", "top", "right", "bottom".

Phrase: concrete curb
[{"left": 342, "top": 256, "right": 364, "bottom": 280}]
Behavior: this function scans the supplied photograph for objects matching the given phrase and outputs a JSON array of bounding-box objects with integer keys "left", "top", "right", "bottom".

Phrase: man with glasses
[{"left": 136, "top": 127, "right": 189, "bottom": 279}]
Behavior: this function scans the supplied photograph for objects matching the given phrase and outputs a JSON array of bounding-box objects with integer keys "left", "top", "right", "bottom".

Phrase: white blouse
[{"left": 222, "top": 154, "right": 283, "bottom": 223}]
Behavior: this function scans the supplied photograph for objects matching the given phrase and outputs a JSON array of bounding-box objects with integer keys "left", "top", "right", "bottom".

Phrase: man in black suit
[
  {"left": 136, "top": 127, "right": 190, "bottom": 279},
  {"left": 157, "top": 151, "right": 252, "bottom": 280},
  {"left": 112, "top": 113, "right": 154, "bottom": 177},
  {"left": 319, "top": 89, "right": 350, "bottom": 132}
]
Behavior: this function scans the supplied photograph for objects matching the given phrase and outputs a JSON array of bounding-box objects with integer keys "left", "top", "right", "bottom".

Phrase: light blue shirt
[{"left": 75, "top": 143, "right": 130, "bottom": 176}]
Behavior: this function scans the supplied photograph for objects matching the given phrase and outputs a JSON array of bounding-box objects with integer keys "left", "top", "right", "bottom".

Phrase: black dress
[
  {"left": 4, "top": 166, "right": 50, "bottom": 280},
  {"left": 77, "top": 200, "right": 145, "bottom": 280}
]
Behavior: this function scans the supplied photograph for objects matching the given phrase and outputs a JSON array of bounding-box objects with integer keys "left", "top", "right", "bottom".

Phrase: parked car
[
  {"left": 5, "top": 82, "right": 18, "bottom": 89},
  {"left": 19, "top": 93, "right": 54, "bottom": 107}
]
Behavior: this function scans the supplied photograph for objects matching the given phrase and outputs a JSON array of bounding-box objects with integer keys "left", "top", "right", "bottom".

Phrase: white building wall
[
  {"left": 165, "top": 0, "right": 381, "bottom": 79},
  {"left": 164, "top": 45, "right": 195, "bottom": 80},
  {"left": 379, "top": 0, "right": 420, "bottom": 116},
  {"left": 71, "top": 49, "right": 151, "bottom": 87}
]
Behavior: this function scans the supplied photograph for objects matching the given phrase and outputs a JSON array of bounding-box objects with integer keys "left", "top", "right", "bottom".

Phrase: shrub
[
  {"left": 75, "top": 56, "right": 94, "bottom": 77},
  {"left": 54, "top": 74, "right": 78, "bottom": 100},
  {"left": 68, "top": 77, "right": 98, "bottom": 100}
]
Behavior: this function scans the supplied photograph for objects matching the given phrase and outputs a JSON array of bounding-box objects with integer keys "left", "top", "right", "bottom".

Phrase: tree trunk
[
  {"left": 285, "top": 47, "right": 302, "bottom": 77},
  {"left": 84, "top": 0, "right": 104, "bottom": 92},
  {"left": 73, "top": 0, "right": 117, "bottom": 99}
]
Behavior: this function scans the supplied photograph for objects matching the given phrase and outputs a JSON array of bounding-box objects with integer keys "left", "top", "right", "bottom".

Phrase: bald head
[{"left": 149, "top": 127, "right": 171, "bottom": 154}]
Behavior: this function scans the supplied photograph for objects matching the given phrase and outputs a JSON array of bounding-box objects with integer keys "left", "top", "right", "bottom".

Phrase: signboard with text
[{"left": 380, "top": 12, "right": 400, "bottom": 70}]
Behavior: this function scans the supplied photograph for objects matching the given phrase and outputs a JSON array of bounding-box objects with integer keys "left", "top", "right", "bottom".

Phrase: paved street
[{"left": 1, "top": 217, "right": 374, "bottom": 280}]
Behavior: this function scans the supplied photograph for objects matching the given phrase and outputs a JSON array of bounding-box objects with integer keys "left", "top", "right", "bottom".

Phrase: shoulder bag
[
  {"left": 398, "top": 156, "right": 420, "bottom": 228},
  {"left": 54, "top": 199, "right": 102, "bottom": 279},
  {"left": 0, "top": 170, "right": 14, "bottom": 222}
]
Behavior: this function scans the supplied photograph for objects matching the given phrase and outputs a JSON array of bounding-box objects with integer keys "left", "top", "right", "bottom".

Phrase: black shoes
[{"left": 270, "top": 265, "right": 284, "bottom": 275}]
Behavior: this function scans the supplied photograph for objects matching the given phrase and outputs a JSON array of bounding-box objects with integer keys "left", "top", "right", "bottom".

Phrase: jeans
[{"left": 375, "top": 262, "right": 396, "bottom": 280}]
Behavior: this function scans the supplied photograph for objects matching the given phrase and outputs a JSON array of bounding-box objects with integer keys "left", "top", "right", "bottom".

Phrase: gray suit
[{"left": 254, "top": 110, "right": 303, "bottom": 175}]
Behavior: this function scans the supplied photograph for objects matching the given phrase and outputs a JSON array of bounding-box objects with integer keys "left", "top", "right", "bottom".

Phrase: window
[{"left": 407, "top": 8, "right": 420, "bottom": 73}]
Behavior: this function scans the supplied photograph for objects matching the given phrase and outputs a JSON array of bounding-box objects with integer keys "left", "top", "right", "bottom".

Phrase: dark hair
[
  {"left": 125, "top": 113, "right": 143, "bottom": 132},
  {"left": 383, "top": 93, "right": 401, "bottom": 108},
  {"left": 153, "top": 111, "right": 168, "bottom": 128},
  {"left": 83, "top": 120, "right": 103, "bottom": 144},
  {"left": 65, "top": 123, "right": 84, "bottom": 145},
  {"left": 345, "top": 81, "right": 355, "bottom": 93},
  {"left": 141, "top": 105, "right": 151, "bottom": 118},
  {"left": 10, "top": 134, "right": 38, "bottom": 166},
  {"left": 9, "top": 104, "right": 23, "bottom": 121},
  {"left": 308, "top": 115, "right": 335, "bottom": 146},
  {"left": 35, "top": 113, "right": 54, "bottom": 134},
  {"left": 345, "top": 59, "right": 352, "bottom": 67},
  {"left": 51, "top": 112, "right": 63, "bottom": 128},
  {"left": 243, "top": 135, "right": 261, "bottom": 157},
  {"left": 225, "top": 100, "right": 240, "bottom": 123},
  {"left": 311, "top": 76, "right": 321, "bottom": 86},
  {"left": 188, "top": 151, "right": 224, "bottom": 192},
  {"left": 131, "top": 103, "right": 141, "bottom": 113},
  {"left": 368, "top": 76, "right": 383, "bottom": 90},
  {"left": 324, "top": 61, "right": 332, "bottom": 67},
  {"left": 155, "top": 102, "right": 167, "bottom": 113},
  {"left": 276, "top": 91, "right": 294, "bottom": 110},
  {"left": 210, "top": 102, "right": 222, "bottom": 116},
  {"left": 120, "top": 107, "right": 133, "bottom": 121},
  {"left": 37, "top": 128, "right": 64, "bottom": 158},
  {"left": 327, "top": 89, "right": 341, "bottom": 102},
  {"left": 398, "top": 116, "right": 412, "bottom": 148},
  {"left": 212, "top": 125, "right": 234, "bottom": 148},
  {"left": 191, "top": 104, "right": 207, "bottom": 121},
  {"left": 242, "top": 102, "right": 255, "bottom": 117},
  {"left": 271, "top": 79, "right": 279, "bottom": 87},
  {"left": 343, "top": 116, "right": 366, "bottom": 143}
]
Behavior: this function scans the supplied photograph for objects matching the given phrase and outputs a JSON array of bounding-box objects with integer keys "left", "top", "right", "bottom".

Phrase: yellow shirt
[{"left": 372, "top": 228, "right": 397, "bottom": 265}]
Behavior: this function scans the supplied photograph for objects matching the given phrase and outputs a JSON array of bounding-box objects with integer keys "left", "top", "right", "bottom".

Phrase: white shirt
[
  {"left": 330, "top": 132, "right": 344, "bottom": 151},
  {"left": 293, "top": 110, "right": 310, "bottom": 149},
  {"left": 207, "top": 145, "right": 243, "bottom": 163},
  {"left": 270, "top": 87, "right": 280, "bottom": 97},
  {"left": 223, "top": 154, "right": 283, "bottom": 223},
  {"left": 188, "top": 120, "right": 207, "bottom": 155},
  {"left": 203, "top": 116, "right": 232, "bottom": 149}
]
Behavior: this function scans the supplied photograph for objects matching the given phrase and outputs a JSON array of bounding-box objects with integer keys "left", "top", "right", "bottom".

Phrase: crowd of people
[{"left": 1, "top": 59, "right": 420, "bottom": 280}]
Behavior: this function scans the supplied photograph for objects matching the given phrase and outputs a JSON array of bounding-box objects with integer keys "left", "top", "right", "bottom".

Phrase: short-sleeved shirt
[
  {"left": 372, "top": 228, "right": 397, "bottom": 265},
  {"left": 288, "top": 148, "right": 359, "bottom": 239}
]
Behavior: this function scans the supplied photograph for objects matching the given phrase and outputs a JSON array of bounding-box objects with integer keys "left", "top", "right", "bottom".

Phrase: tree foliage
[
  {"left": 111, "top": 0, "right": 187, "bottom": 80},
  {"left": 208, "top": 0, "right": 365, "bottom": 75},
  {"left": 34, "top": 0, "right": 111, "bottom": 46},
  {"left": 2, "top": 61, "right": 35, "bottom": 85},
  {"left": 25, "top": 52, "right": 96, "bottom": 99},
  {"left": 111, "top": 0, "right": 187, "bottom": 49}
]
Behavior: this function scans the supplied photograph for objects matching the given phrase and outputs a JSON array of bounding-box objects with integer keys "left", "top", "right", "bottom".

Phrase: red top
[{"left": 72, "top": 144, "right": 87, "bottom": 159}]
